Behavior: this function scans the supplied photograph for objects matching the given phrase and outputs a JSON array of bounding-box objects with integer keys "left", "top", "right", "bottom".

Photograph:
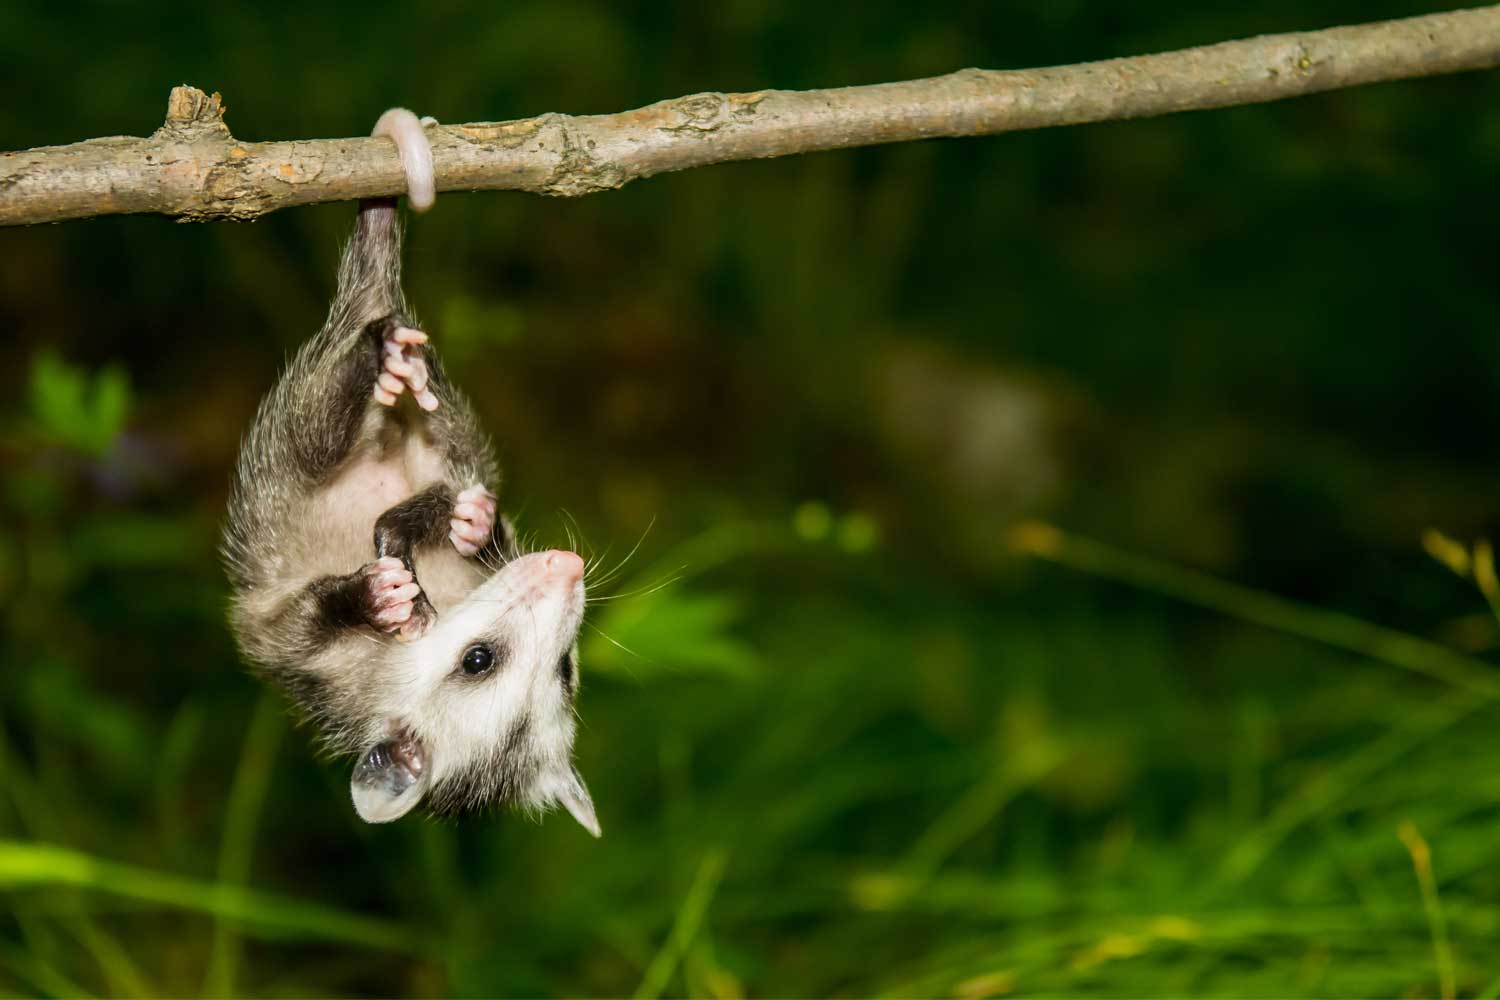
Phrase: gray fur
[
  {"left": 223, "top": 203, "right": 495, "bottom": 597},
  {"left": 221, "top": 189, "right": 595, "bottom": 830}
]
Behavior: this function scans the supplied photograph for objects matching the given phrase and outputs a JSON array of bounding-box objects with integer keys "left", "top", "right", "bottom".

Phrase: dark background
[{"left": 4, "top": 1, "right": 1500, "bottom": 995}]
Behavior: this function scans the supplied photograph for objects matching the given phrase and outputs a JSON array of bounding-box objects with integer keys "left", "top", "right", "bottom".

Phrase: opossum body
[{"left": 221, "top": 109, "right": 597, "bottom": 832}]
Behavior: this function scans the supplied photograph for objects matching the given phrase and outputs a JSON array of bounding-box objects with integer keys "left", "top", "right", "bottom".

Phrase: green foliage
[
  {"left": 0, "top": 840, "right": 414, "bottom": 951},
  {"left": 588, "top": 588, "right": 758, "bottom": 680},
  {"left": 26, "top": 353, "right": 129, "bottom": 457},
  {"left": 438, "top": 296, "right": 525, "bottom": 373}
]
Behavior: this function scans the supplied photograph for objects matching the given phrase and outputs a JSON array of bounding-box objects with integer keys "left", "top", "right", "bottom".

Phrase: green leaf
[
  {"left": 26, "top": 353, "right": 131, "bottom": 455},
  {"left": 585, "top": 588, "right": 757, "bottom": 681}
]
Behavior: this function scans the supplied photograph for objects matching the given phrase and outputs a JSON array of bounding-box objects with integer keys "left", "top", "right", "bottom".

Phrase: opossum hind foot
[{"left": 373, "top": 326, "right": 439, "bottom": 412}]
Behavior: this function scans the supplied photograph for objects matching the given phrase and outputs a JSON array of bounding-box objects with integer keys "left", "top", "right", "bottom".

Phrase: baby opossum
[{"left": 221, "top": 108, "right": 597, "bottom": 833}]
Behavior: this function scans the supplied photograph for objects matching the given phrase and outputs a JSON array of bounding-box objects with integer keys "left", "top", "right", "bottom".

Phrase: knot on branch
[
  {"left": 539, "top": 113, "right": 628, "bottom": 197},
  {"left": 659, "top": 91, "right": 768, "bottom": 135},
  {"left": 155, "top": 86, "right": 233, "bottom": 141}
]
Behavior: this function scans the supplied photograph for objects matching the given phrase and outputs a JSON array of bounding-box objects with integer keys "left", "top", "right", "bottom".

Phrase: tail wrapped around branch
[{"left": 327, "top": 108, "right": 436, "bottom": 333}]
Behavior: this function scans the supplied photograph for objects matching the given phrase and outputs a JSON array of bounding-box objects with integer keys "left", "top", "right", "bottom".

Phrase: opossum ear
[
  {"left": 545, "top": 765, "right": 600, "bottom": 837},
  {"left": 350, "top": 734, "right": 429, "bottom": 823}
]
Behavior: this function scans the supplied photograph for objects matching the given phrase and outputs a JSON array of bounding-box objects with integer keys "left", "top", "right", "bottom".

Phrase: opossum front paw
[
  {"left": 373, "top": 326, "right": 439, "bottom": 412},
  {"left": 450, "top": 485, "right": 497, "bottom": 557},
  {"left": 363, "top": 556, "right": 427, "bottom": 638}
]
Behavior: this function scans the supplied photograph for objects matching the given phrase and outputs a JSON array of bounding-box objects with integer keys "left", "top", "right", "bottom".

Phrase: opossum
[{"left": 221, "top": 108, "right": 597, "bottom": 833}]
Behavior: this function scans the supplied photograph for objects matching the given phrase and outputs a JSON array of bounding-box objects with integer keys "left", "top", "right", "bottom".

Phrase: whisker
[
  {"left": 584, "top": 540, "right": 615, "bottom": 580},
  {"left": 516, "top": 528, "right": 540, "bottom": 558},
  {"left": 588, "top": 516, "right": 656, "bottom": 590},
  {"left": 583, "top": 620, "right": 643, "bottom": 679},
  {"left": 559, "top": 508, "right": 594, "bottom": 562},
  {"left": 587, "top": 568, "right": 685, "bottom": 604}
]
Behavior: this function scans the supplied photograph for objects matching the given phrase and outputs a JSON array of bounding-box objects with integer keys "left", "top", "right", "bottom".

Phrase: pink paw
[
  {"left": 372, "top": 326, "right": 439, "bottom": 412},
  {"left": 450, "top": 485, "right": 496, "bottom": 557},
  {"left": 362, "top": 556, "right": 426, "bottom": 638}
]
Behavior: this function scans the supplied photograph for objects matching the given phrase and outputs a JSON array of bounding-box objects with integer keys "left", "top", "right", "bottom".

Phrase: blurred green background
[{"left": 5, "top": 1, "right": 1500, "bottom": 996}]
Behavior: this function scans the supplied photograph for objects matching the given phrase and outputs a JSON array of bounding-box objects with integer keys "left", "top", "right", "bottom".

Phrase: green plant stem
[{"left": 1012, "top": 523, "right": 1500, "bottom": 700}]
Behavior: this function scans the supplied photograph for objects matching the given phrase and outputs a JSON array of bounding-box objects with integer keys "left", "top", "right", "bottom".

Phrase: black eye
[
  {"left": 557, "top": 653, "right": 574, "bottom": 686},
  {"left": 461, "top": 644, "right": 495, "bottom": 676}
]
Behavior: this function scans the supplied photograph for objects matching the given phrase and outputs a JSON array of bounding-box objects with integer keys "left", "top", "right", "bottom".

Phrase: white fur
[
  {"left": 372, "top": 108, "right": 435, "bottom": 213},
  {"left": 358, "top": 551, "right": 587, "bottom": 821}
]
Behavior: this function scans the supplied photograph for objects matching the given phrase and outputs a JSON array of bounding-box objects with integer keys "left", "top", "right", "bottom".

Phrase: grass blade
[
  {"left": 0, "top": 840, "right": 417, "bottom": 953},
  {"left": 1009, "top": 522, "right": 1500, "bottom": 700},
  {"left": 634, "top": 850, "right": 729, "bottom": 1000},
  {"left": 1398, "top": 821, "right": 1457, "bottom": 1000},
  {"left": 203, "top": 694, "right": 284, "bottom": 997}
]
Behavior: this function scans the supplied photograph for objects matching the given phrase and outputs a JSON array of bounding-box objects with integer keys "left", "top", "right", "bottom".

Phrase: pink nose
[{"left": 544, "top": 549, "right": 585, "bottom": 583}]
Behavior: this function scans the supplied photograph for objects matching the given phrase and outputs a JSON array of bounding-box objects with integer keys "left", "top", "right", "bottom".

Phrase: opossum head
[{"left": 350, "top": 549, "right": 598, "bottom": 834}]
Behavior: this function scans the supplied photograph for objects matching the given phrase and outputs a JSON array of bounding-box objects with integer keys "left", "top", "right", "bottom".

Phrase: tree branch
[{"left": 4, "top": 5, "right": 1499, "bottom": 227}]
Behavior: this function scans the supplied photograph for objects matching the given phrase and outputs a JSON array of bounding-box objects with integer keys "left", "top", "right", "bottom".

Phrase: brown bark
[{"left": 4, "top": 6, "right": 1499, "bottom": 227}]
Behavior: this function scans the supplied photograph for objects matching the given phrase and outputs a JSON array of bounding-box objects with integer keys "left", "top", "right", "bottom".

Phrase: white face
[{"left": 350, "top": 550, "right": 598, "bottom": 833}]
